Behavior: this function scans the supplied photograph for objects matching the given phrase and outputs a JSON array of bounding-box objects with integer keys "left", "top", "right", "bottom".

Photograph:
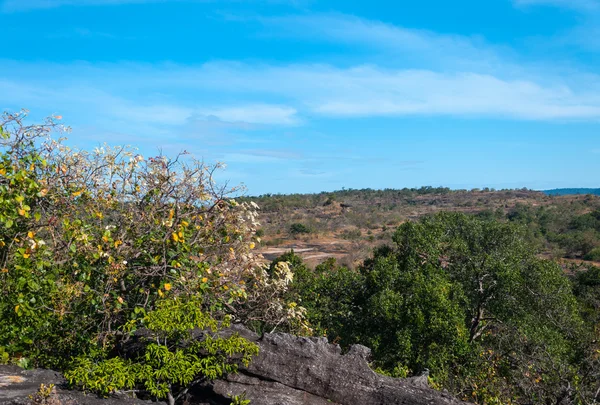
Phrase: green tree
[{"left": 296, "top": 213, "right": 588, "bottom": 404}]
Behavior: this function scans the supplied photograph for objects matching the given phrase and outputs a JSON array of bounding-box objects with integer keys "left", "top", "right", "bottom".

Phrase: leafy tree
[{"left": 296, "top": 213, "right": 588, "bottom": 404}]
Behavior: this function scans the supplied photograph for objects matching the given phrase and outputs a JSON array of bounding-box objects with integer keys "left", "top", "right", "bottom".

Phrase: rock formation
[{"left": 0, "top": 325, "right": 472, "bottom": 405}]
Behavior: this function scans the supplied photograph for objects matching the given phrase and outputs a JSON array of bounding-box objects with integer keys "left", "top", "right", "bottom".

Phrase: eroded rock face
[
  {"left": 0, "top": 326, "right": 472, "bottom": 405},
  {"left": 212, "top": 325, "right": 469, "bottom": 405}
]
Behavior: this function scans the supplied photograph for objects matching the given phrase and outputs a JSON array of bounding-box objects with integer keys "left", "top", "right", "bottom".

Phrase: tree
[{"left": 296, "top": 212, "right": 588, "bottom": 404}]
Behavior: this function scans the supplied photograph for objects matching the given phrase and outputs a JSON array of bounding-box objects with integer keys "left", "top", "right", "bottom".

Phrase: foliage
[
  {"left": 66, "top": 296, "right": 258, "bottom": 404},
  {"left": 292, "top": 213, "right": 591, "bottom": 405},
  {"left": 230, "top": 392, "right": 251, "bottom": 405},
  {"left": 289, "top": 223, "right": 312, "bottom": 235},
  {"left": 0, "top": 110, "right": 305, "bottom": 401},
  {"left": 28, "top": 383, "right": 56, "bottom": 404}
]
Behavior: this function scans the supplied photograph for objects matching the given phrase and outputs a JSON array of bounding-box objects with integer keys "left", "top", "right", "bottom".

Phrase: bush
[
  {"left": 340, "top": 228, "right": 362, "bottom": 240},
  {"left": 0, "top": 110, "right": 306, "bottom": 400},
  {"left": 584, "top": 247, "right": 600, "bottom": 261},
  {"left": 66, "top": 296, "right": 258, "bottom": 404},
  {"left": 289, "top": 223, "right": 311, "bottom": 235}
]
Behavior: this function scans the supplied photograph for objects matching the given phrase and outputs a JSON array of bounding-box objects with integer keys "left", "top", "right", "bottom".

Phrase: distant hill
[{"left": 543, "top": 188, "right": 600, "bottom": 196}]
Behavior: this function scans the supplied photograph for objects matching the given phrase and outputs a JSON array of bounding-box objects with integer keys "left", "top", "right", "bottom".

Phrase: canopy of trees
[{"left": 285, "top": 213, "right": 599, "bottom": 404}]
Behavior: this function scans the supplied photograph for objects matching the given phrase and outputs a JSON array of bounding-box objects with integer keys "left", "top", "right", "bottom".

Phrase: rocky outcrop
[
  {"left": 0, "top": 326, "right": 472, "bottom": 405},
  {"left": 212, "top": 325, "right": 469, "bottom": 405},
  {"left": 0, "top": 365, "right": 150, "bottom": 405}
]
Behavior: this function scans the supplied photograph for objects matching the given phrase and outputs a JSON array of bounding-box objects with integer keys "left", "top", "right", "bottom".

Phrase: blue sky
[{"left": 1, "top": 0, "right": 599, "bottom": 195}]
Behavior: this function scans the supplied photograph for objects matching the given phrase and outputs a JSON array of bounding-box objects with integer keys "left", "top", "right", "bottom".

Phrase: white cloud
[
  {"left": 302, "top": 68, "right": 600, "bottom": 120},
  {"left": 2, "top": 60, "right": 600, "bottom": 128},
  {"left": 199, "top": 105, "right": 299, "bottom": 125},
  {"left": 1, "top": 11, "right": 600, "bottom": 127},
  {"left": 173, "top": 62, "right": 600, "bottom": 120}
]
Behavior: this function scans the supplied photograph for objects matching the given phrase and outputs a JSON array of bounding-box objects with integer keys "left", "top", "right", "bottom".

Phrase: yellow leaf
[
  {"left": 169, "top": 209, "right": 174, "bottom": 220},
  {"left": 27, "top": 231, "right": 35, "bottom": 239},
  {"left": 102, "top": 235, "right": 109, "bottom": 242},
  {"left": 0, "top": 240, "right": 5, "bottom": 247},
  {"left": 117, "top": 297, "right": 124, "bottom": 304},
  {"left": 181, "top": 220, "right": 189, "bottom": 227},
  {"left": 29, "top": 164, "right": 34, "bottom": 172},
  {"left": 114, "top": 240, "right": 122, "bottom": 248},
  {"left": 201, "top": 277, "right": 208, "bottom": 283},
  {"left": 223, "top": 285, "right": 229, "bottom": 290},
  {"left": 72, "top": 190, "right": 83, "bottom": 197},
  {"left": 0, "top": 168, "right": 5, "bottom": 175},
  {"left": 22, "top": 253, "right": 30, "bottom": 259},
  {"left": 171, "top": 232, "right": 179, "bottom": 242},
  {"left": 157, "top": 289, "right": 164, "bottom": 297},
  {"left": 164, "top": 283, "right": 172, "bottom": 291},
  {"left": 249, "top": 242, "right": 255, "bottom": 249},
  {"left": 1, "top": 268, "right": 8, "bottom": 273},
  {"left": 14, "top": 305, "right": 19, "bottom": 313}
]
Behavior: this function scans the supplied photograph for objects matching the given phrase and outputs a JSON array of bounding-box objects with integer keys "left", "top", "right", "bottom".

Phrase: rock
[
  {"left": 0, "top": 365, "right": 150, "bottom": 405},
  {"left": 0, "top": 326, "right": 473, "bottom": 405},
  {"left": 212, "top": 326, "right": 472, "bottom": 405}
]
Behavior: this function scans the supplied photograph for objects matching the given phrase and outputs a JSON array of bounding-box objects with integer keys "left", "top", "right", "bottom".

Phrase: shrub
[
  {"left": 0, "top": 110, "right": 306, "bottom": 400},
  {"left": 584, "top": 247, "right": 600, "bottom": 261},
  {"left": 289, "top": 223, "right": 311, "bottom": 235},
  {"left": 66, "top": 296, "right": 258, "bottom": 404}
]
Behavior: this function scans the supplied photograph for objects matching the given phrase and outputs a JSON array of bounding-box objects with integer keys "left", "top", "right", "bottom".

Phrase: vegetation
[
  {"left": 281, "top": 213, "right": 599, "bottom": 404},
  {"left": 3, "top": 111, "right": 600, "bottom": 405},
  {"left": 0, "top": 111, "right": 306, "bottom": 402}
]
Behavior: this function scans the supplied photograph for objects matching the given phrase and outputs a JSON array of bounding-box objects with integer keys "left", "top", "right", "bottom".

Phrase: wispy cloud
[
  {"left": 1, "top": 0, "right": 307, "bottom": 12},
  {"left": 513, "top": 0, "right": 600, "bottom": 54},
  {"left": 513, "top": 0, "right": 600, "bottom": 12},
  {"left": 1, "top": 0, "right": 169, "bottom": 12},
  {"left": 2, "top": 59, "right": 600, "bottom": 132},
  {"left": 199, "top": 105, "right": 299, "bottom": 125},
  {"left": 305, "top": 68, "right": 600, "bottom": 120},
  {"left": 249, "top": 13, "right": 512, "bottom": 73}
]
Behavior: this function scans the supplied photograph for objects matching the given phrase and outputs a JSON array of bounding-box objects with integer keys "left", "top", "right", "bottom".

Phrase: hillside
[{"left": 239, "top": 188, "right": 600, "bottom": 268}]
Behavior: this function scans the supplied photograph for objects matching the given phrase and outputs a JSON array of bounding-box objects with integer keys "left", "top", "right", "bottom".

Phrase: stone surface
[
  {"left": 0, "top": 325, "right": 472, "bottom": 405},
  {"left": 0, "top": 365, "right": 150, "bottom": 405},
  {"left": 212, "top": 326, "right": 471, "bottom": 405}
]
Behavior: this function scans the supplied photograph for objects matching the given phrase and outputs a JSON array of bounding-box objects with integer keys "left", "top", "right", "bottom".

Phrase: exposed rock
[
  {"left": 212, "top": 326, "right": 472, "bottom": 405},
  {"left": 0, "top": 365, "right": 150, "bottom": 405},
  {"left": 1, "top": 326, "right": 472, "bottom": 405}
]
